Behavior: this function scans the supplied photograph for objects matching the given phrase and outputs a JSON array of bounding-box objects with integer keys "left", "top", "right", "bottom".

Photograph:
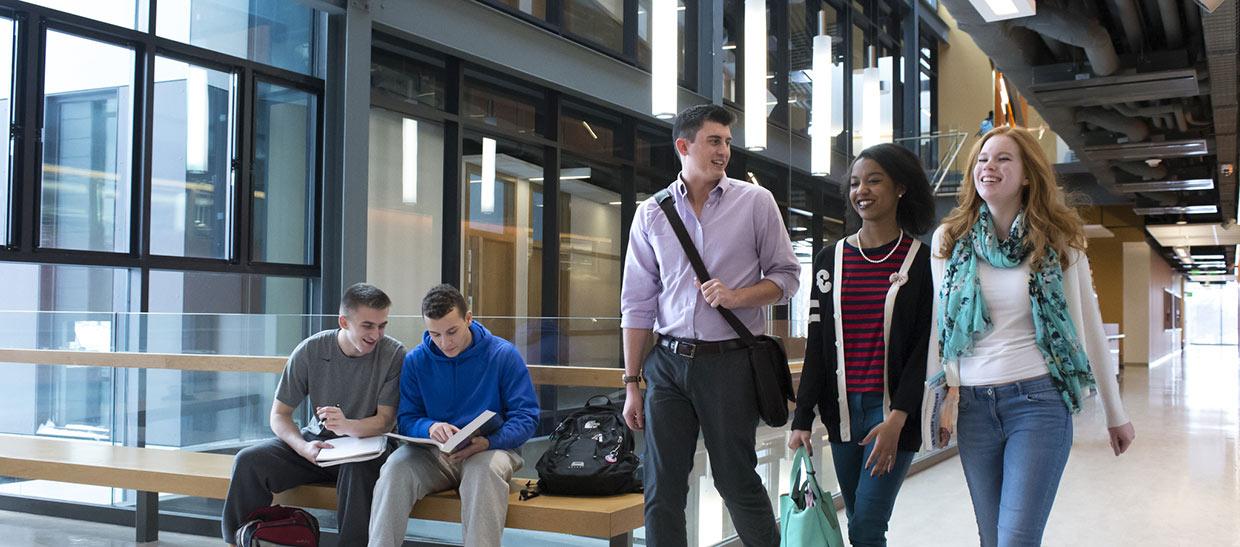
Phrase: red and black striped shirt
[{"left": 841, "top": 235, "right": 911, "bottom": 393}]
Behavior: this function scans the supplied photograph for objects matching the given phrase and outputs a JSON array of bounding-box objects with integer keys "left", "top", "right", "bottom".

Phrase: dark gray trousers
[
  {"left": 642, "top": 344, "right": 779, "bottom": 547},
  {"left": 221, "top": 437, "right": 389, "bottom": 544}
]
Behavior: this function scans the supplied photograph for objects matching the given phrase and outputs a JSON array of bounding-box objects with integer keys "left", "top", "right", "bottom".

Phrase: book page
[{"left": 315, "top": 435, "right": 385, "bottom": 466}]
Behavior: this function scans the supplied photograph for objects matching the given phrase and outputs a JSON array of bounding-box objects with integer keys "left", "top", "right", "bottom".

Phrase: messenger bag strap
[{"left": 653, "top": 188, "right": 758, "bottom": 345}]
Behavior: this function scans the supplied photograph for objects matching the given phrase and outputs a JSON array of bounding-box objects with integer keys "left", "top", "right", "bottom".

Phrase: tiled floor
[
  {"left": 882, "top": 344, "right": 1240, "bottom": 546},
  {"left": 1, "top": 344, "right": 1237, "bottom": 546}
]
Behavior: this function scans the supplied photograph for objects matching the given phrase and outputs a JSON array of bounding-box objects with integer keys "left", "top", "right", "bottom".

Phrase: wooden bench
[{"left": 0, "top": 349, "right": 645, "bottom": 546}]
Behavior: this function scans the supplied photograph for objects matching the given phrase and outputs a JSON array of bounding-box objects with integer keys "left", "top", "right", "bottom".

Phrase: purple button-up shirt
[{"left": 621, "top": 175, "right": 800, "bottom": 341}]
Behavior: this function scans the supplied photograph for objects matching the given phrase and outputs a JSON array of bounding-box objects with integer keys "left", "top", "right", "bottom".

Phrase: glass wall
[
  {"left": 151, "top": 57, "right": 236, "bottom": 259},
  {"left": 40, "top": 31, "right": 134, "bottom": 253},
  {"left": 252, "top": 81, "right": 317, "bottom": 265},
  {"left": 367, "top": 109, "right": 444, "bottom": 316},
  {"left": 481, "top": 0, "right": 696, "bottom": 86}
]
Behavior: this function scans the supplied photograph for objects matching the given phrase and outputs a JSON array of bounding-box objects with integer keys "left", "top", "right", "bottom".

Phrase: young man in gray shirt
[{"left": 222, "top": 283, "right": 405, "bottom": 545}]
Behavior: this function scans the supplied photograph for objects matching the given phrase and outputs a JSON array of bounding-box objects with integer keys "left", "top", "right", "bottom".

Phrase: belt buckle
[{"left": 671, "top": 339, "right": 696, "bottom": 358}]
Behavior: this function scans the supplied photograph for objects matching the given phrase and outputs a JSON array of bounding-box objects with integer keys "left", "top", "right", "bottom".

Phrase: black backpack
[{"left": 535, "top": 395, "right": 641, "bottom": 496}]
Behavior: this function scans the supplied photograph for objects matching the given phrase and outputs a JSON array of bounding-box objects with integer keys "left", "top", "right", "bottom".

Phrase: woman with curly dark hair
[{"left": 789, "top": 143, "right": 936, "bottom": 547}]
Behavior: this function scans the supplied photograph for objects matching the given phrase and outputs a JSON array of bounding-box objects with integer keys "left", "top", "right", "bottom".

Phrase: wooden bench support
[
  {"left": 135, "top": 490, "right": 159, "bottom": 542},
  {"left": 609, "top": 531, "right": 633, "bottom": 547}
]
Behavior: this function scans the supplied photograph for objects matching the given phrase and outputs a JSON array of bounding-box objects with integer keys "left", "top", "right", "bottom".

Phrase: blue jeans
[
  {"left": 957, "top": 376, "right": 1072, "bottom": 547},
  {"left": 829, "top": 392, "right": 915, "bottom": 547}
]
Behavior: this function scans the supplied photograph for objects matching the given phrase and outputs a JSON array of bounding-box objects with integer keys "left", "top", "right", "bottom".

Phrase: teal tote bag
[{"left": 779, "top": 447, "right": 845, "bottom": 547}]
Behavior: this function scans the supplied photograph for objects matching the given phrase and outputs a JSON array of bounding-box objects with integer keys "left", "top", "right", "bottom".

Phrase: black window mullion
[
  {"left": 623, "top": 0, "right": 638, "bottom": 59},
  {"left": 442, "top": 57, "right": 464, "bottom": 287},
  {"left": 134, "top": 40, "right": 153, "bottom": 259},
  {"left": 11, "top": 12, "right": 38, "bottom": 252},
  {"left": 235, "top": 67, "right": 254, "bottom": 266}
]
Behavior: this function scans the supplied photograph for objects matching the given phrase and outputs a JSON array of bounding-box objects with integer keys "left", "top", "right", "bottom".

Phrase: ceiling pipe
[
  {"left": 1156, "top": 0, "right": 1184, "bottom": 48},
  {"left": 1173, "top": 110, "right": 1189, "bottom": 132},
  {"left": 1039, "top": 35, "right": 1073, "bottom": 61},
  {"left": 1183, "top": 0, "right": 1204, "bottom": 39},
  {"left": 1151, "top": 115, "right": 1166, "bottom": 129},
  {"left": 1106, "top": 0, "right": 1145, "bottom": 53},
  {"left": 1006, "top": 6, "right": 1121, "bottom": 76},
  {"left": 1185, "top": 110, "right": 1212, "bottom": 126},
  {"left": 1076, "top": 107, "right": 1151, "bottom": 142},
  {"left": 1114, "top": 160, "right": 1169, "bottom": 179}
]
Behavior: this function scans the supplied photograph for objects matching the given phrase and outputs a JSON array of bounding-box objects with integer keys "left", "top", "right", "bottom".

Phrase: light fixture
[
  {"left": 401, "top": 118, "right": 418, "bottom": 205},
  {"left": 1176, "top": 213, "right": 1188, "bottom": 225},
  {"left": 968, "top": 0, "right": 1035, "bottom": 22},
  {"left": 744, "top": 0, "right": 766, "bottom": 151},
  {"left": 747, "top": 171, "right": 760, "bottom": 185},
  {"left": 810, "top": 11, "right": 832, "bottom": 176},
  {"left": 651, "top": 0, "right": 677, "bottom": 119},
  {"left": 582, "top": 120, "right": 599, "bottom": 140},
  {"left": 1173, "top": 246, "right": 1190, "bottom": 260},
  {"left": 185, "top": 65, "right": 209, "bottom": 173},
  {"left": 481, "top": 137, "right": 496, "bottom": 214},
  {"left": 861, "top": 54, "right": 880, "bottom": 150}
]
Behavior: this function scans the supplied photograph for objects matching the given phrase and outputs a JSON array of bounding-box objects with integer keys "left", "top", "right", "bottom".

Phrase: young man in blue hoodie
[{"left": 368, "top": 284, "right": 540, "bottom": 547}]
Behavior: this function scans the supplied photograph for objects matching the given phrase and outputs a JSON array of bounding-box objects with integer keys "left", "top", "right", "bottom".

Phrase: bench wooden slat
[{"left": 0, "top": 435, "right": 642, "bottom": 539}]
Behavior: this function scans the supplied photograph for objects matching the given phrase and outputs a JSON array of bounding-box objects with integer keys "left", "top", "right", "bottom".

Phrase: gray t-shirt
[{"left": 275, "top": 329, "right": 405, "bottom": 439}]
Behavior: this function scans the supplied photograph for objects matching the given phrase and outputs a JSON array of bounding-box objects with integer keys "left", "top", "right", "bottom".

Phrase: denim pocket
[{"left": 1024, "top": 387, "right": 1064, "bottom": 404}]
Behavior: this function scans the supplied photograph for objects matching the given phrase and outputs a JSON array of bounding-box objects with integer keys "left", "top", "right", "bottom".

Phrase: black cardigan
[{"left": 792, "top": 237, "right": 933, "bottom": 452}]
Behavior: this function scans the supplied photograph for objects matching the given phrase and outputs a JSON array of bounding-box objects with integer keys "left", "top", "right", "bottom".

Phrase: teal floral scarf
[{"left": 939, "top": 203, "right": 1096, "bottom": 412}]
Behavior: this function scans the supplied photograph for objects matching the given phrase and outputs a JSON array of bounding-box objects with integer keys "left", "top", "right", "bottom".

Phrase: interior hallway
[
  {"left": 0, "top": 345, "right": 1237, "bottom": 546},
  {"left": 882, "top": 344, "right": 1240, "bottom": 546}
]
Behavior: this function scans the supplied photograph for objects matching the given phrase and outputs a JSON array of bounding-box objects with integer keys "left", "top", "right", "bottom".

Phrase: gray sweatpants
[
  {"left": 221, "top": 437, "right": 389, "bottom": 544},
  {"left": 642, "top": 344, "right": 780, "bottom": 547},
  {"left": 367, "top": 444, "right": 524, "bottom": 547}
]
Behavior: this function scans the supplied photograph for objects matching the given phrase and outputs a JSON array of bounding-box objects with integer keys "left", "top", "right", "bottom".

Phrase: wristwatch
[{"left": 621, "top": 374, "right": 643, "bottom": 385}]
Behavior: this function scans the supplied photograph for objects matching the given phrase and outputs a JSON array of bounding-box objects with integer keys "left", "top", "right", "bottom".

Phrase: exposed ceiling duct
[
  {"left": 1076, "top": 107, "right": 1149, "bottom": 142},
  {"left": 1114, "top": 178, "right": 1215, "bottom": 192},
  {"left": 942, "top": 0, "right": 1239, "bottom": 272}
]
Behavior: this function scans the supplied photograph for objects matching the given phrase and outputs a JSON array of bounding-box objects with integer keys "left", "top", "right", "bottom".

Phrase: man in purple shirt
[{"left": 620, "top": 104, "right": 799, "bottom": 547}]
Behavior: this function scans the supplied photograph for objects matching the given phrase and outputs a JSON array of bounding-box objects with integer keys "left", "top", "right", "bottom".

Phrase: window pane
[
  {"left": 559, "top": 157, "right": 622, "bottom": 365},
  {"left": 151, "top": 58, "right": 235, "bottom": 259},
  {"left": 367, "top": 109, "right": 443, "bottom": 315},
  {"left": 148, "top": 270, "right": 308, "bottom": 351},
  {"left": 0, "top": 17, "right": 13, "bottom": 247},
  {"left": 25, "top": 0, "right": 149, "bottom": 31},
  {"left": 40, "top": 31, "right": 134, "bottom": 253},
  {"left": 156, "top": 0, "right": 315, "bottom": 75},
  {"left": 721, "top": 0, "right": 739, "bottom": 102},
  {"left": 488, "top": 0, "right": 548, "bottom": 19},
  {"left": 462, "top": 76, "right": 544, "bottom": 136},
  {"left": 0, "top": 262, "right": 138, "bottom": 349},
  {"left": 460, "top": 134, "right": 543, "bottom": 348},
  {"left": 252, "top": 82, "right": 316, "bottom": 265},
  {"left": 564, "top": 0, "right": 623, "bottom": 52},
  {"left": 371, "top": 47, "right": 446, "bottom": 110},
  {"left": 636, "top": 127, "right": 679, "bottom": 177},
  {"left": 561, "top": 107, "right": 620, "bottom": 159}
]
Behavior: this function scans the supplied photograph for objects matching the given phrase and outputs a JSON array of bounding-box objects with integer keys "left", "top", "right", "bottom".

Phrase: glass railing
[{"left": 0, "top": 310, "right": 949, "bottom": 547}]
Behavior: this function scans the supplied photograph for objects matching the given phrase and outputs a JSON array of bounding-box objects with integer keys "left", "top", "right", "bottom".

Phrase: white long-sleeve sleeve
[{"left": 1064, "top": 249, "right": 1131, "bottom": 428}]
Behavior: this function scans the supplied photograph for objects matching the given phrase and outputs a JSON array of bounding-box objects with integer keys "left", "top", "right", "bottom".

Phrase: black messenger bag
[{"left": 654, "top": 189, "right": 796, "bottom": 427}]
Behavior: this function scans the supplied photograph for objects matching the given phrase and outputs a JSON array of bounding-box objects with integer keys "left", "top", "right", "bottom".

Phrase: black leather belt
[{"left": 658, "top": 336, "right": 747, "bottom": 358}]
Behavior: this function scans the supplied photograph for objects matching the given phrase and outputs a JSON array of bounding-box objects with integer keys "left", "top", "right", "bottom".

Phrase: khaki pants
[{"left": 367, "top": 444, "right": 523, "bottom": 547}]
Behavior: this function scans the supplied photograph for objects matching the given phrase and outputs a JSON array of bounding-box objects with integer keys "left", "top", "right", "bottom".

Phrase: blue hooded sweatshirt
[{"left": 397, "top": 321, "right": 539, "bottom": 450}]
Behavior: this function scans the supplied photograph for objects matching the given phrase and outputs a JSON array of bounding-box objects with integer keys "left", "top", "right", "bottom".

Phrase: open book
[
  {"left": 386, "top": 410, "right": 500, "bottom": 454},
  {"left": 314, "top": 435, "right": 386, "bottom": 467},
  {"left": 921, "top": 370, "right": 952, "bottom": 450}
]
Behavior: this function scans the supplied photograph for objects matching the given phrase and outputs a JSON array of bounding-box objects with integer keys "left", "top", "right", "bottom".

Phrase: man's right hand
[
  {"left": 788, "top": 429, "right": 813, "bottom": 455},
  {"left": 623, "top": 386, "right": 645, "bottom": 431},
  {"left": 430, "top": 422, "right": 460, "bottom": 443},
  {"left": 297, "top": 440, "right": 333, "bottom": 464}
]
